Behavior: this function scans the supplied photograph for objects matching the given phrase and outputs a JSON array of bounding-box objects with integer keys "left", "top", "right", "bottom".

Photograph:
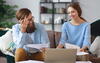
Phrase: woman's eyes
[{"left": 67, "top": 11, "right": 75, "bottom": 14}]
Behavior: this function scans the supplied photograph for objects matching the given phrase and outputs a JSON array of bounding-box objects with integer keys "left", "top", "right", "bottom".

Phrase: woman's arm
[
  {"left": 82, "top": 23, "right": 91, "bottom": 51},
  {"left": 57, "top": 23, "right": 68, "bottom": 48}
]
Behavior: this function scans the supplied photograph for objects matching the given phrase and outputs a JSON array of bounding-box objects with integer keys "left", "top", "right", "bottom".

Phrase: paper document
[
  {"left": 26, "top": 44, "right": 49, "bottom": 50},
  {"left": 65, "top": 43, "right": 89, "bottom": 55},
  {"left": 65, "top": 43, "right": 80, "bottom": 52},
  {"left": 16, "top": 60, "right": 44, "bottom": 63},
  {"left": 16, "top": 60, "right": 92, "bottom": 63},
  {"left": 77, "top": 52, "right": 89, "bottom": 55}
]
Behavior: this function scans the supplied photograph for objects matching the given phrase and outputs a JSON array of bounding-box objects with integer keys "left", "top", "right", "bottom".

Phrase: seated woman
[
  {"left": 12, "top": 8, "right": 50, "bottom": 62},
  {"left": 57, "top": 2, "right": 91, "bottom": 52}
]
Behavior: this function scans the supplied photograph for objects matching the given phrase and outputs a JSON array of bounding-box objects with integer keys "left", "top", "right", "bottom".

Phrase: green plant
[
  {"left": 0, "top": 0, "right": 17, "bottom": 28},
  {"left": 0, "top": 21, "right": 16, "bottom": 28}
]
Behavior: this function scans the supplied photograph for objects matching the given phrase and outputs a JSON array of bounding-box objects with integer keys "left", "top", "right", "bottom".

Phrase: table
[{"left": 16, "top": 60, "right": 92, "bottom": 63}]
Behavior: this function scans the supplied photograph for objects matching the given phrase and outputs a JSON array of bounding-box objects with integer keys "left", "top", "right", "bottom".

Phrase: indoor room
[{"left": 0, "top": 0, "right": 100, "bottom": 63}]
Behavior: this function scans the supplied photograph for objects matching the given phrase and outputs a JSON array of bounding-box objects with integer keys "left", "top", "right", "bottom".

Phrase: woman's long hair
[{"left": 67, "top": 2, "right": 86, "bottom": 21}]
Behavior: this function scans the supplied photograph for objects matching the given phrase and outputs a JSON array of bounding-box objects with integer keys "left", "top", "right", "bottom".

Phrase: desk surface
[{"left": 16, "top": 60, "right": 92, "bottom": 63}]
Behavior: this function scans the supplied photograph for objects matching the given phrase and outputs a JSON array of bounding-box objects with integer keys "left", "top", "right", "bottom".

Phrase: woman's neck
[{"left": 71, "top": 17, "right": 85, "bottom": 25}]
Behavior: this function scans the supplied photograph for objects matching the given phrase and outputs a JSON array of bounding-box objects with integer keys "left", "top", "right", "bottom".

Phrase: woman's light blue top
[
  {"left": 60, "top": 21, "right": 91, "bottom": 48},
  {"left": 12, "top": 23, "right": 50, "bottom": 51}
]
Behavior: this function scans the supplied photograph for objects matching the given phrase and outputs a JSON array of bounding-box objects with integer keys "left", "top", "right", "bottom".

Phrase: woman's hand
[{"left": 80, "top": 47, "right": 88, "bottom": 52}]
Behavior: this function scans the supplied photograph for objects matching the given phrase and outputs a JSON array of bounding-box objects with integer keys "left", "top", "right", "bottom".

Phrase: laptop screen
[{"left": 44, "top": 48, "right": 77, "bottom": 63}]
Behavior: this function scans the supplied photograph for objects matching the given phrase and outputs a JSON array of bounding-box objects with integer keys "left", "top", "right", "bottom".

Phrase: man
[{"left": 12, "top": 8, "right": 50, "bottom": 62}]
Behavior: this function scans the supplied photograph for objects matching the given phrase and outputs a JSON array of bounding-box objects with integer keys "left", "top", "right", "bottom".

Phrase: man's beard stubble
[{"left": 26, "top": 22, "right": 36, "bottom": 33}]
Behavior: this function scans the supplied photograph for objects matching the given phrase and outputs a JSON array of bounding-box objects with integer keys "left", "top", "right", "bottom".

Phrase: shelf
[
  {"left": 40, "top": 2, "right": 53, "bottom": 4},
  {"left": 40, "top": 13, "right": 68, "bottom": 14},
  {"left": 53, "top": 2, "right": 71, "bottom": 4},
  {"left": 40, "top": 2, "right": 71, "bottom": 4},
  {"left": 40, "top": 1, "right": 72, "bottom": 30},
  {"left": 54, "top": 13, "right": 67, "bottom": 14},
  {"left": 41, "top": 13, "right": 52, "bottom": 14}
]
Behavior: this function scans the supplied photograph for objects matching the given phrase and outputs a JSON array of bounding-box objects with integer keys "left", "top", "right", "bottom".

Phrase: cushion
[
  {"left": 0, "top": 30, "right": 14, "bottom": 52},
  {"left": 0, "top": 30, "right": 8, "bottom": 37},
  {"left": 89, "top": 36, "right": 100, "bottom": 57}
]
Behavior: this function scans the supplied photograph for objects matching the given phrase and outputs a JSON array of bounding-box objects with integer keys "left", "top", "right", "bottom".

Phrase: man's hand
[
  {"left": 40, "top": 48, "right": 47, "bottom": 52},
  {"left": 20, "top": 16, "right": 30, "bottom": 32}
]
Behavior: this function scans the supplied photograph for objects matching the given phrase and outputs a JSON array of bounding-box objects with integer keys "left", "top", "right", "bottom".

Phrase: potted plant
[{"left": 0, "top": 0, "right": 17, "bottom": 28}]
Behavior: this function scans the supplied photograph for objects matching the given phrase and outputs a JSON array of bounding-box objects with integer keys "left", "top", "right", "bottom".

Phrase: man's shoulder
[
  {"left": 12, "top": 24, "right": 20, "bottom": 28},
  {"left": 35, "top": 23, "right": 44, "bottom": 29},
  {"left": 13, "top": 24, "right": 20, "bottom": 27}
]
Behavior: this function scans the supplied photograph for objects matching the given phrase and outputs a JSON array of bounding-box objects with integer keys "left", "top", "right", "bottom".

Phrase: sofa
[
  {"left": 0, "top": 29, "right": 15, "bottom": 63},
  {"left": 0, "top": 27, "right": 100, "bottom": 63}
]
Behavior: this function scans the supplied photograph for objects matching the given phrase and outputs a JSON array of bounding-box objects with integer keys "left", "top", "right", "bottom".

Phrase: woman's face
[{"left": 67, "top": 7, "right": 79, "bottom": 19}]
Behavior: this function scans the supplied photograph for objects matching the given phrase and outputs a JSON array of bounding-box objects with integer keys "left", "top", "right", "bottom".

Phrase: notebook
[{"left": 44, "top": 48, "right": 77, "bottom": 63}]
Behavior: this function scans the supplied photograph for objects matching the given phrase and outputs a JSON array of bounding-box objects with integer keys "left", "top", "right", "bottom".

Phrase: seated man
[{"left": 12, "top": 8, "right": 50, "bottom": 62}]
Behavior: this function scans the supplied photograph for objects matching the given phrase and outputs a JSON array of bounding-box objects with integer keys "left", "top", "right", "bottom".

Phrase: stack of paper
[
  {"left": 65, "top": 43, "right": 80, "bottom": 52},
  {"left": 26, "top": 44, "right": 49, "bottom": 50},
  {"left": 65, "top": 43, "right": 89, "bottom": 55},
  {"left": 16, "top": 60, "right": 44, "bottom": 63}
]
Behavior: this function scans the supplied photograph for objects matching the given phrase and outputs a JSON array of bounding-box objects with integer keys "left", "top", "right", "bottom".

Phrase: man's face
[
  {"left": 19, "top": 13, "right": 34, "bottom": 24},
  {"left": 27, "top": 13, "right": 34, "bottom": 23}
]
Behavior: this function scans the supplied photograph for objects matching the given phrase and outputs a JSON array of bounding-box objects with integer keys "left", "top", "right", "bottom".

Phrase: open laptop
[{"left": 44, "top": 48, "right": 77, "bottom": 63}]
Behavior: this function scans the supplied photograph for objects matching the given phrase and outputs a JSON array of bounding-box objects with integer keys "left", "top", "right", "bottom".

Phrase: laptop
[{"left": 44, "top": 48, "right": 77, "bottom": 63}]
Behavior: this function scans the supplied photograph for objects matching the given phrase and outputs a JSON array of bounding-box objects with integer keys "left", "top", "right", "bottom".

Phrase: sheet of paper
[
  {"left": 16, "top": 60, "right": 44, "bottom": 63},
  {"left": 77, "top": 52, "right": 89, "bottom": 55},
  {"left": 26, "top": 44, "right": 49, "bottom": 50},
  {"left": 76, "top": 61, "right": 92, "bottom": 63},
  {"left": 16, "top": 60, "right": 92, "bottom": 63},
  {"left": 65, "top": 43, "right": 80, "bottom": 52},
  {"left": 65, "top": 43, "right": 89, "bottom": 55}
]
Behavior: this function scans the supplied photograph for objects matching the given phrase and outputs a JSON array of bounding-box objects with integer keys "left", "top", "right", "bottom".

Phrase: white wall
[
  {"left": 6, "top": 0, "right": 100, "bottom": 23},
  {"left": 78, "top": 0, "right": 100, "bottom": 23},
  {"left": 6, "top": 0, "right": 40, "bottom": 23}
]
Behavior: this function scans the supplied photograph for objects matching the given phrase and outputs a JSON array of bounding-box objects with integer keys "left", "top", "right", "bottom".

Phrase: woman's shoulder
[
  {"left": 82, "top": 22, "right": 90, "bottom": 27},
  {"left": 63, "top": 21, "right": 69, "bottom": 25},
  {"left": 84, "top": 22, "right": 90, "bottom": 24},
  {"left": 62, "top": 21, "right": 71, "bottom": 27}
]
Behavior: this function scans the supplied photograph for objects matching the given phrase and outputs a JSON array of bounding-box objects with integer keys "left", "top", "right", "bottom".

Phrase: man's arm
[
  {"left": 12, "top": 24, "right": 31, "bottom": 48},
  {"left": 39, "top": 24, "right": 50, "bottom": 45}
]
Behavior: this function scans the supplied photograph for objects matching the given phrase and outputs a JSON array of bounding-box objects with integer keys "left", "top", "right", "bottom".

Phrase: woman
[{"left": 57, "top": 2, "right": 91, "bottom": 52}]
